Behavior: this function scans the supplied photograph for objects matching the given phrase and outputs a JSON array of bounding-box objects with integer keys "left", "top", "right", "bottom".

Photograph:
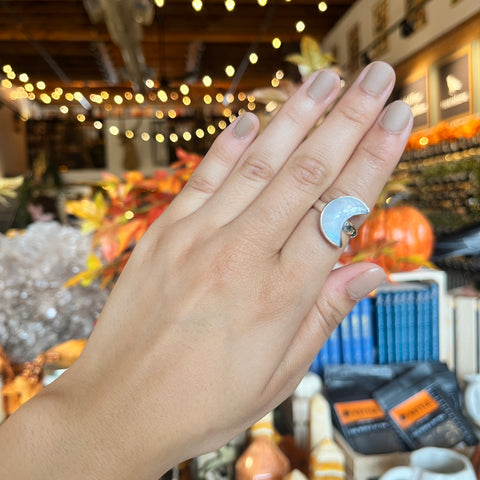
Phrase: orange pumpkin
[{"left": 340, "top": 204, "right": 435, "bottom": 273}]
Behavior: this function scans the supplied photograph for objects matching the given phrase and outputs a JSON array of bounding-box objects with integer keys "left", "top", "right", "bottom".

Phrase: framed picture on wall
[
  {"left": 396, "top": 72, "right": 429, "bottom": 130},
  {"left": 347, "top": 23, "right": 360, "bottom": 74},
  {"left": 437, "top": 47, "right": 472, "bottom": 121},
  {"left": 372, "top": 0, "right": 388, "bottom": 57}
]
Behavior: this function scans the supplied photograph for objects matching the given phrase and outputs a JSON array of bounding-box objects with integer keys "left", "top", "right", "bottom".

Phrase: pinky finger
[
  {"left": 264, "top": 263, "right": 386, "bottom": 401},
  {"left": 164, "top": 113, "right": 259, "bottom": 221}
]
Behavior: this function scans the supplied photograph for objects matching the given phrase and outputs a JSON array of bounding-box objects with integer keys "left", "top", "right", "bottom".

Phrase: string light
[
  {"left": 59, "top": 105, "right": 69, "bottom": 114},
  {"left": 19, "top": 73, "right": 28, "bottom": 82},
  {"left": 272, "top": 37, "right": 281, "bottom": 49},
  {"left": 155, "top": 110, "right": 164, "bottom": 119},
  {"left": 195, "top": 128, "right": 205, "bottom": 138},
  {"left": 94, "top": 121, "right": 103, "bottom": 129},
  {"left": 125, "top": 130, "right": 134, "bottom": 139},
  {"left": 249, "top": 52, "right": 258, "bottom": 64},
  {"left": 36, "top": 81, "right": 46, "bottom": 90},
  {"left": 145, "top": 78, "right": 155, "bottom": 88},
  {"left": 179, "top": 84, "right": 189, "bottom": 95},
  {"left": 114, "top": 95, "right": 123, "bottom": 104},
  {"left": 203, "top": 94, "right": 212, "bottom": 104},
  {"left": 169, "top": 133, "right": 179, "bottom": 142},
  {"left": 157, "top": 90, "right": 168, "bottom": 102},
  {"left": 141, "top": 132, "right": 150, "bottom": 142},
  {"left": 2, "top": 65, "right": 12, "bottom": 73},
  {"left": 183, "top": 131, "right": 192, "bottom": 141},
  {"left": 258, "top": 0, "right": 267, "bottom": 5},
  {"left": 77, "top": 113, "right": 86, "bottom": 122},
  {"left": 192, "top": 0, "right": 203, "bottom": 11},
  {"left": 225, "top": 65, "right": 235, "bottom": 77},
  {"left": 318, "top": 1, "right": 328, "bottom": 12},
  {"left": 275, "top": 70, "right": 284, "bottom": 79},
  {"left": 202, "top": 75, "right": 212, "bottom": 87},
  {"left": 154, "top": 0, "right": 165, "bottom": 6},
  {"left": 225, "top": 0, "right": 235, "bottom": 11},
  {"left": 155, "top": 133, "right": 165, "bottom": 143},
  {"left": 296, "top": 21, "right": 306, "bottom": 32},
  {"left": 109, "top": 126, "right": 120, "bottom": 136},
  {"left": 218, "top": 120, "right": 227, "bottom": 129}
]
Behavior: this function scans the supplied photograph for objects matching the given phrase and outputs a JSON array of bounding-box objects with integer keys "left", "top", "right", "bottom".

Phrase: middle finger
[{"left": 232, "top": 61, "right": 396, "bottom": 251}]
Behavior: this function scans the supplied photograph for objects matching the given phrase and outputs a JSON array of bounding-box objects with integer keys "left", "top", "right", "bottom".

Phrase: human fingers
[
  {"left": 228, "top": 62, "right": 397, "bottom": 251},
  {"left": 192, "top": 69, "right": 342, "bottom": 226},
  {"left": 263, "top": 263, "right": 386, "bottom": 402},
  {"left": 164, "top": 113, "right": 259, "bottom": 221},
  {"left": 280, "top": 100, "right": 413, "bottom": 273}
]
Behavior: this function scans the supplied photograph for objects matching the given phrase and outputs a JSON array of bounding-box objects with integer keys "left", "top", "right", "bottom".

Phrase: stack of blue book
[{"left": 309, "top": 281, "right": 440, "bottom": 375}]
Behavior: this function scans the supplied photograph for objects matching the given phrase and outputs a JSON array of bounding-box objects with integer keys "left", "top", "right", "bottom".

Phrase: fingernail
[
  {"left": 346, "top": 267, "right": 386, "bottom": 301},
  {"left": 360, "top": 61, "right": 394, "bottom": 96},
  {"left": 307, "top": 70, "right": 338, "bottom": 102},
  {"left": 234, "top": 114, "right": 254, "bottom": 138},
  {"left": 381, "top": 101, "right": 413, "bottom": 133}
]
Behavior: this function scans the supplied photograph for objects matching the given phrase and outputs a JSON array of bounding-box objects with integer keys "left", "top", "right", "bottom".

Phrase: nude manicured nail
[
  {"left": 381, "top": 101, "right": 413, "bottom": 133},
  {"left": 307, "top": 70, "right": 338, "bottom": 102},
  {"left": 346, "top": 267, "right": 386, "bottom": 301},
  {"left": 361, "top": 62, "right": 394, "bottom": 96},
  {"left": 234, "top": 114, "right": 254, "bottom": 138}
]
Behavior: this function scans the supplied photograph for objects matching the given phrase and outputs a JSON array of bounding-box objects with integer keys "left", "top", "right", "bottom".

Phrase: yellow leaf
[{"left": 86, "top": 253, "right": 103, "bottom": 271}]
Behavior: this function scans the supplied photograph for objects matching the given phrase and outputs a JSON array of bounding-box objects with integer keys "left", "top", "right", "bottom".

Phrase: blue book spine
[
  {"left": 406, "top": 290, "right": 417, "bottom": 361},
  {"left": 430, "top": 282, "right": 440, "bottom": 360},
  {"left": 394, "top": 290, "right": 407, "bottom": 363},
  {"left": 385, "top": 291, "right": 395, "bottom": 363},
  {"left": 328, "top": 325, "right": 342, "bottom": 365},
  {"left": 416, "top": 286, "right": 428, "bottom": 361},
  {"left": 340, "top": 314, "right": 353, "bottom": 364},
  {"left": 375, "top": 291, "right": 388, "bottom": 364},
  {"left": 360, "top": 297, "right": 375, "bottom": 364},
  {"left": 350, "top": 303, "right": 362, "bottom": 364}
]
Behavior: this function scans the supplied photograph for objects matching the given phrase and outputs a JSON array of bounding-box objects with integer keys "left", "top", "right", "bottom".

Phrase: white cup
[{"left": 380, "top": 447, "right": 476, "bottom": 480}]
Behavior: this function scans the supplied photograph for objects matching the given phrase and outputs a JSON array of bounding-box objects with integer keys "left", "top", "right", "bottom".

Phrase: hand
[{"left": 0, "top": 62, "right": 413, "bottom": 480}]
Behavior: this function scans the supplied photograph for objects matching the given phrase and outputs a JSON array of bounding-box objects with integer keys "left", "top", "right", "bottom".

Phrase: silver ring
[{"left": 319, "top": 196, "right": 369, "bottom": 247}]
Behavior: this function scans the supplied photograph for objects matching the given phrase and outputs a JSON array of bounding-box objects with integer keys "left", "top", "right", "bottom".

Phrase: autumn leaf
[
  {"left": 0, "top": 176, "right": 24, "bottom": 207},
  {"left": 65, "top": 192, "right": 108, "bottom": 234},
  {"left": 285, "top": 35, "right": 335, "bottom": 79}
]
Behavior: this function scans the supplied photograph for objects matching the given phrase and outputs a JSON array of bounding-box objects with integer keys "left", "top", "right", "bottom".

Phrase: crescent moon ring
[{"left": 319, "top": 196, "right": 370, "bottom": 248}]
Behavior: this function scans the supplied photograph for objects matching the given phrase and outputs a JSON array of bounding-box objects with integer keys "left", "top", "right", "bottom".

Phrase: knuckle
[
  {"left": 282, "top": 104, "right": 304, "bottom": 129},
  {"left": 360, "top": 141, "right": 390, "bottom": 167},
  {"left": 317, "top": 296, "right": 347, "bottom": 333},
  {"left": 186, "top": 173, "right": 217, "bottom": 196},
  {"left": 239, "top": 152, "right": 276, "bottom": 184},
  {"left": 337, "top": 98, "right": 370, "bottom": 130},
  {"left": 292, "top": 153, "right": 329, "bottom": 190}
]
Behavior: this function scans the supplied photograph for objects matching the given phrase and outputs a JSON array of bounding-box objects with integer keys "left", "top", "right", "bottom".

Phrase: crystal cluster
[{"left": 0, "top": 222, "right": 110, "bottom": 363}]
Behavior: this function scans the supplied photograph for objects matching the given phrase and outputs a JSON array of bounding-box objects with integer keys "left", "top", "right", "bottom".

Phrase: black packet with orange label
[
  {"left": 373, "top": 363, "right": 477, "bottom": 450},
  {"left": 324, "top": 364, "right": 410, "bottom": 454}
]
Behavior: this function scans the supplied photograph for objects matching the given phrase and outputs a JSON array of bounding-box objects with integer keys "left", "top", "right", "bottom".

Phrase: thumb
[{"left": 266, "top": 263, "right": 386, "bottom": 401}]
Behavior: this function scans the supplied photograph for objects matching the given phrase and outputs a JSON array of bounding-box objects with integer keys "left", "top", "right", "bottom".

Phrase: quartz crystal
[{"left": 0, "top": 222, "right": 110, "bottom": 362}]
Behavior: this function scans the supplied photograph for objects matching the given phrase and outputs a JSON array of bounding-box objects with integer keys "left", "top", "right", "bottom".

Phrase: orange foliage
[{"left": 65, "top": 148, "right": 202, "bottom": 288}]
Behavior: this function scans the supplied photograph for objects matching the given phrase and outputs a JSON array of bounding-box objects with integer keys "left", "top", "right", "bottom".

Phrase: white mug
[{"left": 380, "top": 447, "right": 476, "bottom": 480}]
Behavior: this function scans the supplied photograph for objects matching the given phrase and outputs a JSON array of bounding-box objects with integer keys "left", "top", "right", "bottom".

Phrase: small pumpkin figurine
[{"left": 340, "top": 184, "right": 435, "bottom": 273}]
